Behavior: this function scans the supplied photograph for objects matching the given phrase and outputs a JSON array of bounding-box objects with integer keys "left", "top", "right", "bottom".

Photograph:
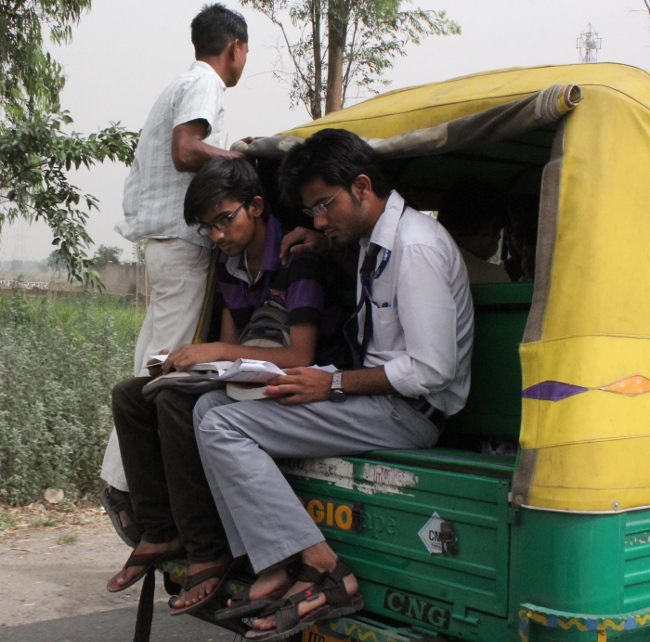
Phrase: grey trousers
[{"left": 193, "top": 390, "right": 438, "bottom": 573}]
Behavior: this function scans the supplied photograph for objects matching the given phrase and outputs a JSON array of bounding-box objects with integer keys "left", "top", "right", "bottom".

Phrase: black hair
[
  {"left": 184, "top": 156, "right": 266, "bottom": 226},
  {"left": 278, "top": 128, "right": 392, "bottom": 208},
  {"left": 438, "top": 183, "right": 505, "bottom": 238},
  {"left": 191, "top": 3, "right": 248, "bottom": 59}
]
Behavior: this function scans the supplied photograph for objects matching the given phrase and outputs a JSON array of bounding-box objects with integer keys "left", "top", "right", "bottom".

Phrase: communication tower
[{"left": 577, "top": 24, "right": 602, "bottom": 63}]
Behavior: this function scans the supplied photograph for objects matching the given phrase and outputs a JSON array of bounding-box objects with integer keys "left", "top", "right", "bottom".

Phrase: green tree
[
  {"left": 240, "top": 0, "right": 459, "bottom": 118},
  {"left": 132, "top": 240, "right": 146, "bottom": 267},
  {"left": 47, "top": 249, "right": 65, "bottom": 271},
  {"left": 0, "top": 0, "right": 138, "bottom": 287},
  {"left": 92, "top": 244, "right": 123, "bottom": 266}
]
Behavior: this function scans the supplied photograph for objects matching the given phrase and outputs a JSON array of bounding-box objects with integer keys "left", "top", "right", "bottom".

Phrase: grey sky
[{"left": 2, "top": 0, "right": 649, "bottom": 263}]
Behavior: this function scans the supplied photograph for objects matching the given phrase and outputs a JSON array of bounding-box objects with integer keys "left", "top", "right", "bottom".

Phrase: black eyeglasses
[
  {"left": 197, "top": 202, "right": 247, "bottom": 237},
  {"left": 302, "top": 188, "right": 343, "bottom": 218}
]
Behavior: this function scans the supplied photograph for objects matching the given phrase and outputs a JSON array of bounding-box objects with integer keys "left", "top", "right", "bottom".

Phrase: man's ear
[
  {"left": 229, "top": 39, "right": 243, "bottom": 61},
  {"left": 352, "top": 174, "right": 372, "bottom": 201},
  {"left": 248, "top": 195, "right": 265, "bottom": 218}
]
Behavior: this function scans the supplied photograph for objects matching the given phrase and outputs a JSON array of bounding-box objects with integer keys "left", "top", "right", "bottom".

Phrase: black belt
[{"left": 405, "top": 397, "right": 445, "bottom": 432}]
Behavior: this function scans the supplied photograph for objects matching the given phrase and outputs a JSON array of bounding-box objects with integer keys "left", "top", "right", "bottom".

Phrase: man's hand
[
  {"left": 163, "top": 343, "right": 223, "bottom": 374},
  {"left": 279, "top": 227, "right": 331, "bottom": 265},
  {"left": 264, "top": 367, "right": 333, "bottom": 404},
  {"left": 146, "top": 348, "right": 169, "bottom": 378}
]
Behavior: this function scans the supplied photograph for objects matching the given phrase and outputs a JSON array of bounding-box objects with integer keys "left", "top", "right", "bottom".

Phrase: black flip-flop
[
  {"left": 169, "top": 557, "right": 239, "bottom": 616},
  {"left": 107, "top": 548, "right": 186, "bottom": 593}
]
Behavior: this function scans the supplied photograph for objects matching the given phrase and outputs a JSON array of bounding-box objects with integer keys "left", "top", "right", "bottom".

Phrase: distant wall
[
  {"left": 0, "top": 264, "right": 147, "bottom": 298},
  {"left": 96, "top": 264, "right": 147, "bottom": 296}
]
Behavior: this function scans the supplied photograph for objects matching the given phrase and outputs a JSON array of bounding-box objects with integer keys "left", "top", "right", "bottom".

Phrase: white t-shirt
[
  {"left": 359, "top": 191, "right": 474, "bottom": 417},
  {"left": 116, "top": 61, "right": 225, "bottom": 247}
]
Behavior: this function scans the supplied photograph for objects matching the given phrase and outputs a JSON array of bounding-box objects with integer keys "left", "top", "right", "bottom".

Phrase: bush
[{"left": 0, "top": 290, "right": 141, "bottom": 505}]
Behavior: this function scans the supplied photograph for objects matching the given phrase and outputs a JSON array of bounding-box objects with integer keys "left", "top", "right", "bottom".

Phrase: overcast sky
[{"left": 2, "top": 0, "right": 649, "bottom": 263}]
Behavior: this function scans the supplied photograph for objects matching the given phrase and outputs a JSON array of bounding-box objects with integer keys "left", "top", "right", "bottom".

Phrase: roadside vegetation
[{"left": 0, "top": 289, "right": 143, "bottom": 506}]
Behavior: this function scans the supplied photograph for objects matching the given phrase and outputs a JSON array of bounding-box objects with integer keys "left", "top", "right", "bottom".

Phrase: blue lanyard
[{"left": 362, "top": 247, "right": 392, "bottom": 308}]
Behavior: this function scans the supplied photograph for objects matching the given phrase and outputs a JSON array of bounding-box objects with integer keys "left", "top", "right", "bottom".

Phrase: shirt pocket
[{"left": 371, "top": 304, "right": 405, "bottom": 352}]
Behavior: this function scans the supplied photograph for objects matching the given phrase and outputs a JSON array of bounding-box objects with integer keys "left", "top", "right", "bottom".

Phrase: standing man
[
  {"left": 192, "top": 128, "right": 474, "bottom": 641},
  {"left": 101, "top": 4, "right": 248, "bottom": 517}
]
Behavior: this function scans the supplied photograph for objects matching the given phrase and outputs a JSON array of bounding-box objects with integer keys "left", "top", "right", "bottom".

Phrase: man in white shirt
[
  {"left": 101, "top": 4, "right": 248, "bottom": 505},
  {"left": 191, "top": 129, "right": 474, "bottom": 640}
]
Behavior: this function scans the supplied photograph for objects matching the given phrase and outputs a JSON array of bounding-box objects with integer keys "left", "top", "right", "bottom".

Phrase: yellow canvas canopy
[{"left": 237, "top": 63, "right": 650, "bottom": 514}]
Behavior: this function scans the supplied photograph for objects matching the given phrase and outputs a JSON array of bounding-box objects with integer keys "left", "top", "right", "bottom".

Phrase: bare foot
[
  {"left": 118, "top": 508, "right": 134, "bottom": 529},
  {"left": 247, "top": 544, "right": 358, "bottom": 636},
  {"left": 108, "top": 537, "right": 182, "bottom": 590},
  {"left": 228, "top": 566, "right": 292, "bottom": 608},
  {"left": 171, "top": 552, "right": 233, "bottom": 610}
]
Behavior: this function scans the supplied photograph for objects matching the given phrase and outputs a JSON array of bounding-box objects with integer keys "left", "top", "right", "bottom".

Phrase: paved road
[
  {"left": 0, "top": 520, "right": 245, "bottom": 641},
  {"left": 0, "top": 604, "right": 238, "bottom": 642}
]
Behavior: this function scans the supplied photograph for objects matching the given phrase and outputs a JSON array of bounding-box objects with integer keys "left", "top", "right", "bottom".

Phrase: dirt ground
[{"left": 0, "top": 503, "right": 159, "bottom": 628}]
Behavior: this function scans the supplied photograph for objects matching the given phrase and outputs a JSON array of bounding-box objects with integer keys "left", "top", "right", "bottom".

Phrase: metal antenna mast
[{"left": 577, "top": 24, "right": 602, "bottom": 63}]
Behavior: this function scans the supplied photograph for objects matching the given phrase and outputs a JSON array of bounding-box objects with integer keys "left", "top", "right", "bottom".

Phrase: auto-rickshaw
[{"left": 154, "top": 62, "right": 650, "bottom": 642}]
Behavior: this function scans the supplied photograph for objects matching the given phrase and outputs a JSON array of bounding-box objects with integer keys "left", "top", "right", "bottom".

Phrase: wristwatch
[{"left": 328, "top": 370, "right": 348, "bottom": 403}]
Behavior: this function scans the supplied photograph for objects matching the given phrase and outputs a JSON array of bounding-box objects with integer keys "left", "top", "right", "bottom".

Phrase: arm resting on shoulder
[
  {"left": 279, "top": 227, "right": 359, "bottom": 278},
  {"left": 172, "top": 119, "right": 243, "bottom": 172}
]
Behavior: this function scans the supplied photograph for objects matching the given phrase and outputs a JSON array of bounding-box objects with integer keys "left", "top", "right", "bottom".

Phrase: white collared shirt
[
  {"left": 359, "top": 191, "right": 474, "bottom": 416},
  {"left": 115, "top": 61, "right": 226, "bottom": 247}
]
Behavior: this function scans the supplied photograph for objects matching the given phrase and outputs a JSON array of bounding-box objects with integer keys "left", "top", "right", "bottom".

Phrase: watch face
[{"left": 328, "top": 389, "right": 348, "bottom": 403}]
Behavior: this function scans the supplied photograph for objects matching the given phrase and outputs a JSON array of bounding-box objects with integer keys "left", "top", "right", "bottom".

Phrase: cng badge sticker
[{"left": 418, "top": 512, "right": 457, "bottom": 556}]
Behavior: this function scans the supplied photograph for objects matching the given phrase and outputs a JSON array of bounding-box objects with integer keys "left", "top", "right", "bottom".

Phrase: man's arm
[
  {"left": 279, "top": 226, "right": 359, "bottom": 278},
  {"left": 171, "top": 119, "right": 243, "bottom": 172},
  {"left": 266, "top": 366, "right": 396, "bottom": 405},
  {"left": 162, "top": 308, "right": 318, "bottom": 373}
]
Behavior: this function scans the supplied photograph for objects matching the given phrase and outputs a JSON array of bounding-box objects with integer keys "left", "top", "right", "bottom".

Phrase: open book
[
  {"left": 144, "top": 356, "right": 335, "bottom": 402},
  {"left": 147, "top": 355, "right": 284, "bottom": 382}
]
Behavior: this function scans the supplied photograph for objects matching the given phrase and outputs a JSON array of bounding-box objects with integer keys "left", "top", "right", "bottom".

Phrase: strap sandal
[
  {"left": 210, "top": 583, "right": 292, "bottom": 622},
  {"left": 246, "top": 559, "right": 364, "bottom": 642},
  {"left": 169, "top": 557, "right": 240, "bottom": 616},
  {"left": 107, "top": 547, "right": 186, "bottom": 593},
  {"left": 100, "top": 486, "right": 142, "bottom": 549}
]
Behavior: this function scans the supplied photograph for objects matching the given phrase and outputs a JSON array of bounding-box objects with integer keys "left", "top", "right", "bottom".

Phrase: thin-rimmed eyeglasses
[{"left": 197, "top": 202, "right": 247, "bottom": 237}]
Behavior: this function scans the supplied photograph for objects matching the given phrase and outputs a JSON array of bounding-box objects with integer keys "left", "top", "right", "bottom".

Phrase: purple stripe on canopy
[{"left": 522, "top": 381, "right": 590, "bottom": 402}]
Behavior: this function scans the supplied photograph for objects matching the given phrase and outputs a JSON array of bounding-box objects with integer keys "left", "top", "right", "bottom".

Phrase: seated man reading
[
  {"left": 107, "top": 156, "right": 344, "bottom": 614},
  {"left": 192, "top": 129, "right": 474, "bottom": 641},
  {"left": 437, "top": 183, "right": 510, "bottom": 284}
]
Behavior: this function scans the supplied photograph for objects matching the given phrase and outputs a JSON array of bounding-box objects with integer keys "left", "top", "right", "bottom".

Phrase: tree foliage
[
  {"left": 240, "top": 0, "right": 460, "bottom": 118},
  {"left": 92, "top": 244, "right": 123, "bottom": 266},
  {"left": 0, "top": 0, "right": 138, "bottom": 287}
]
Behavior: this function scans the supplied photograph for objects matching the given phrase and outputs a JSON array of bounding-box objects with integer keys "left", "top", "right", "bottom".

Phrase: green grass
[
  {"left": 57, "top": 533, "right": 78, "bottom": 545},
  {"left": 0, "top": 511, "right": 18, "bottom": 531},
  {"left": 0, "top": 291, "right": 144, "bottom": 348},
  {"left": 28, "top": 515, "right": 60, "bottom": 528},
  {"left": 0, "top": 290, "right": 145, "bottom": 505}
]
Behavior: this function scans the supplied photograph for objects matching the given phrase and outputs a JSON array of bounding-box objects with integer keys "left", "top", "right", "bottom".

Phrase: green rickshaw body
[{"left": 219, "top": 63, "right": 650, "bottom": 642}]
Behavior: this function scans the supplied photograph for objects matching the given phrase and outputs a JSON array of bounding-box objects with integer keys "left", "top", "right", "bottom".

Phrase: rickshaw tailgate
[{"left": 281, "top": 451, "right": 514, "bottom": 637}]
